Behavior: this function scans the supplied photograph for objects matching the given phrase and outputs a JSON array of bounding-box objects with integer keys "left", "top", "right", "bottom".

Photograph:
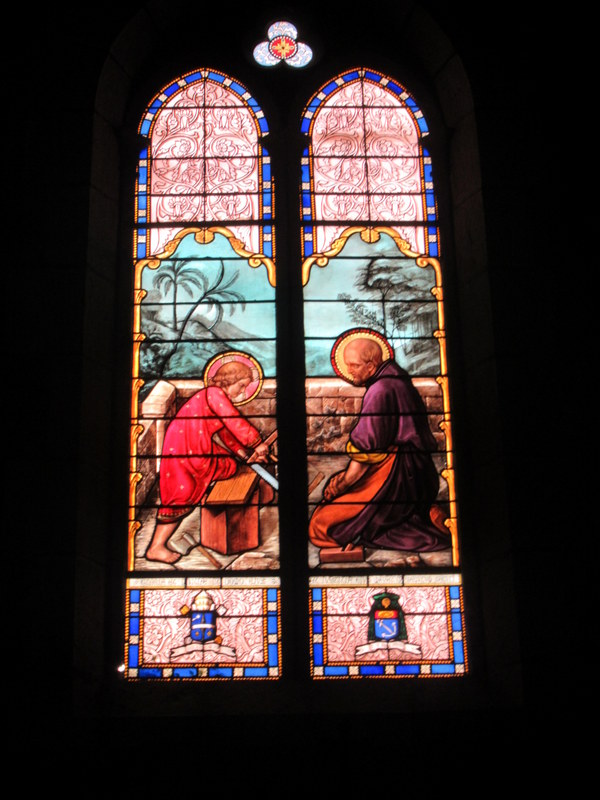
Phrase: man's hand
[
  {"left": 323, "top": 471, "right": 347, "bottom": 501},
  {"left": 323, "top": 460, "right": 370, "bottom": 501},
  {"left": 247, "top": 442, "right": 269, "bottom": 464}
]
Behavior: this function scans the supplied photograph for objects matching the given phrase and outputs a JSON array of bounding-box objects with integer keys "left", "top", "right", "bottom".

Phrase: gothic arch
[{"left": 76, "top": 1, "right": 518, "bottom": 714}]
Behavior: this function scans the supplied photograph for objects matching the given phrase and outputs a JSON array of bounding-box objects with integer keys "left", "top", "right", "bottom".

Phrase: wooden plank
[
  {"left": 204, "top": 465, "right": 259, "bottom": 505},
  {"left": 320, "top": 545, "right": 365, "bottom": 563}
]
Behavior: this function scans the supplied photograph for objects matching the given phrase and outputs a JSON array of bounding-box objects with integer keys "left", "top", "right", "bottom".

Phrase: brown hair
[{"left": 208, "top": 360, "right": 253, "bottom": 388}]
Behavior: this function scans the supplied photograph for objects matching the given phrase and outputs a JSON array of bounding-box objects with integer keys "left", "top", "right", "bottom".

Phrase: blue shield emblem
[
  {"left": 367, "top": 592, "right": 407, "bottom": 642},
  {"left": 190, "top": 610, "right": 217, "bottom": 642},
  {"left": 374, "top": 610, "right": 399, "bottom": 641}
]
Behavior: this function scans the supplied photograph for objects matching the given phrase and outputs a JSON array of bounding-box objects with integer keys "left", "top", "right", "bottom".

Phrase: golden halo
[
  {"left": 331, "top": 328, "right": 394, "bottom": 384},
  {"left": 202, "top": 351, "right": 264, "bottom": 406}
]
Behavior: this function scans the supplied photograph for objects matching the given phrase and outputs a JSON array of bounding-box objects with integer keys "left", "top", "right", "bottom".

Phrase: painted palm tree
[
  {"left": 152, "top": 258, "right": 206, "bottom": 331},
  {"left": 187, "top": 260, "right": 245, "bottom": 332},
  {"left": 151, "top": 257, "right": 245, "bottom": 377}
]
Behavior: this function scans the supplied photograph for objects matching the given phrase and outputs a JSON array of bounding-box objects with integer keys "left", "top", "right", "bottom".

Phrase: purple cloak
[{"left": 329, "top": 360, "right": 450, "bottom": 551}]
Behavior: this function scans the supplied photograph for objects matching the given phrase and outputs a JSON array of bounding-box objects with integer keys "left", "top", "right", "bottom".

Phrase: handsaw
[{"left": 214, "top": 429, "right": 279, "bottom": 491}]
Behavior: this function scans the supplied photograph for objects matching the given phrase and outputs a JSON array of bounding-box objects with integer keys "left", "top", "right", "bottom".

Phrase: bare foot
[
  {"left": 145, "top": 546, "right": 181, "bottom": 564},
  {"left": 407, "top": 555, "right": 422, "bottom": 568}
]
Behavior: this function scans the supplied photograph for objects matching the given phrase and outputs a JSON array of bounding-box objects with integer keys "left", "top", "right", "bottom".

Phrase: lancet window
[
  {"left": 123, "top": 62, "right": 468, "bottom": 682},
  {"left": 301, "top": 69, "right": 466, "bottom": 678}
]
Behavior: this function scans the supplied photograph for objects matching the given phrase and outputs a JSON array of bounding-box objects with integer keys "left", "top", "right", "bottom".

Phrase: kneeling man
[{"left": 309, "top": 332, "right": 450, "bottom": 554}]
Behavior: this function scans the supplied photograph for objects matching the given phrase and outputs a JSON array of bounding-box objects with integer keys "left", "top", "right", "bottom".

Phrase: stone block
[{"left": 141, "top": 380, "right": 177, "bottom": 419}]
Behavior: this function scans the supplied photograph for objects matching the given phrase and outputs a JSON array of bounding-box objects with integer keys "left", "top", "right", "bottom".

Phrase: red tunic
[{"left": 157, "top": 387, "right": 261, "bottom": 521}]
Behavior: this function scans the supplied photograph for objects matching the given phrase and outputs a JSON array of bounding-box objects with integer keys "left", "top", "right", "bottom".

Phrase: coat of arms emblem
[
  {"left": 170, "top": 590, "right": 236, "bottom": 660},
  {"left": 355, "top": 591, "right": 422, "bottom": 658}
]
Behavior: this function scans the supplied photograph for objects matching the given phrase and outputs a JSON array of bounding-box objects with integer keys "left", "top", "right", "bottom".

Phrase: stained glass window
[
  {"left": 123, "top": 62, "right": 468, "bottom": 682},
  {"left": 253, "top": 21, "right": 313, "bottom": 68},
  {"left": 126, "top": 70, "right": 281, "bottom": 680},
  {"left": 302, "top": 69, "right": 466, "bottom": 678}
]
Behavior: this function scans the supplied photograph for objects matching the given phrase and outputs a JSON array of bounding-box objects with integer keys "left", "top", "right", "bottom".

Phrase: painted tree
[
  {"left": 339, "top": 256, "right": 438, "bottom": 371},
  {"left": 152, "top": 258, "right": 205, "bottom": 331},
  {"left": 338, "top": 258, "right": 403, "bottom": 339},
  {"left": 147, "top": 258, "right": 245, "bottom": 379}
]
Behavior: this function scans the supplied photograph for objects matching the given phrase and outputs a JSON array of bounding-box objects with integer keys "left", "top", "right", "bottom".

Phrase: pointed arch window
[
  {"left": 302, "top": 69, "right": 466, "bottom": 678},
  {"left": 136, "top": 68, "right": 273, "bottom": 269},
  {"left": 123, "top": 63, "right": 468, "bottom": 682},
  {"left": 126, "top": 70, "right": 281, "bottom": 681}
]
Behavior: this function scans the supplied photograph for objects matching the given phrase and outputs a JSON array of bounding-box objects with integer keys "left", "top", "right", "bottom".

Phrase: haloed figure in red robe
[{"left": 145, "top": 360, "right": 269, "bottom": 564}]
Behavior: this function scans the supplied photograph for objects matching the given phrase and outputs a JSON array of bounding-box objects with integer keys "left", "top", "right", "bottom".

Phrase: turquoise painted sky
[
  {"left": 140, "top": 232, "right": 276, "bottom": 380},
  {"left": 304, "top": 232, "right": 439, "bottom": 377},
  {"left": 138, "top": 230, "right": 441, "bottom": 381}
]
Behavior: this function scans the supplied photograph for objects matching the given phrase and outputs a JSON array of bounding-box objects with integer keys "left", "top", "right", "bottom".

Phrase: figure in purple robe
[{"left": 309, "top": 335, "right": 450, "bottom": 553}]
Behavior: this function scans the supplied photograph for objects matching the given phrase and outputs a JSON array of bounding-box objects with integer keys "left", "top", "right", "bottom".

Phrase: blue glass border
[
  {"left": 300, "top": 68, "right": 439, "bottom": 259},
  {"left": 301, "top": 68, "right": 427, "bottom": 141},
  {"left": 135, "top": 70, "right": 271, "bottom": 260},
  {"left": 310, "top": 585, "right": 466, "bottom": 679},
  {"left": 126, "top": 586, "right": 281, "bottom": 680},
  {"left": 139, "top": 70, "right": 269, "bottom": 137}
]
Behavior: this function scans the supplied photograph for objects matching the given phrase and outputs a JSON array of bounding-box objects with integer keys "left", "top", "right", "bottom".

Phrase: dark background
[{"left": 11, "top": 0, "right": 585, "bottom": 775}]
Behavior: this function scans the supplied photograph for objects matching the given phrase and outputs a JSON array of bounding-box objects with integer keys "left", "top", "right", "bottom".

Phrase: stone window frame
[{"left": 74, "top": 5, "right": 520, "bottom": 715}]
